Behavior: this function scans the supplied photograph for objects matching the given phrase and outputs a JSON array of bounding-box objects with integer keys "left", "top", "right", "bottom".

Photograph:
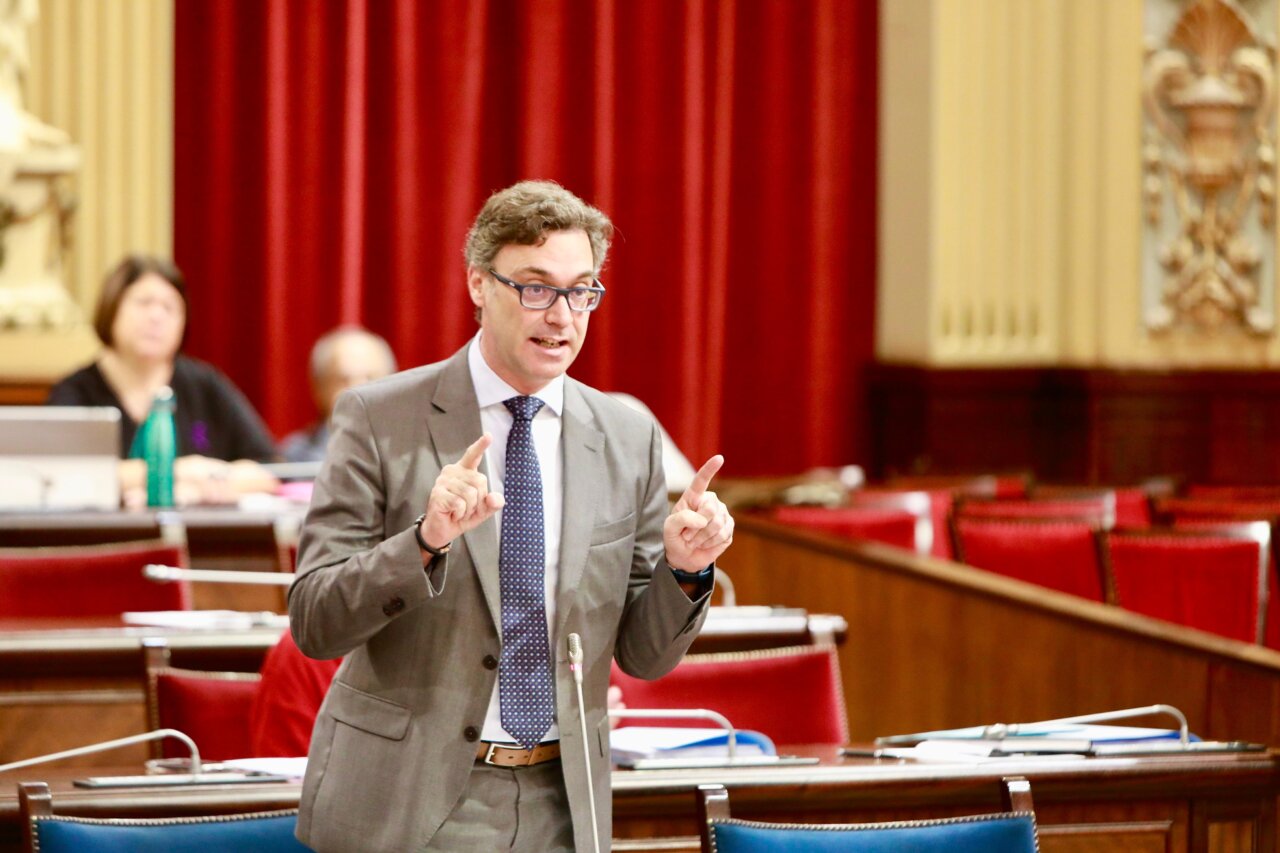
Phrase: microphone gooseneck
[{"left": 567, "top": 632, "right": 601, "bottom": 853}]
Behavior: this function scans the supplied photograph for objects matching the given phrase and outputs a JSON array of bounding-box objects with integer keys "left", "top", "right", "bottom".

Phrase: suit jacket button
[
  {"left": 464, "top": 726, "right": 480, "bottom": 742},
  {"left": 483, "top": 654, "right": 498, "bottom": 670},
  {"left": 382, "top": 597, "right": 405, "bottom": 617}
]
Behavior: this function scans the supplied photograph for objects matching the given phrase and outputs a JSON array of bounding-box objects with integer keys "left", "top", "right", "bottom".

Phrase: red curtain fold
[{"left": 174, "top": 0, "right": 877, "bottom": 476}]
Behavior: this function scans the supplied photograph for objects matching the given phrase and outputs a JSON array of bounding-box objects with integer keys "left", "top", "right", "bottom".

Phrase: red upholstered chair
[
  {"left": 1155, "top": 496, "right": 1280, "bottom": 524},
  {"left": 1111, "top": 488, "right": 1155, "bottom": 528},
  {"left": 610, "top": 645, "right": 848, "bottom": 746},
  {"left": 770, "top": 505, "right": 919, "bottom": 554},
  {"left": 1104, "top": 524, "right": 1270, "bottom": 644},
  {"left": 0, "top": 539, "right": 192, "bottom": 617},
  {"left": 1033, "top": 486, "right": 1154, "bottom": 528},
  {"left": 954, "top": 493, "right": 1117, "bottom": 528},
  {"left": 886, "top": 472, "right": 1031, "bottom": 499},
  {"left": 1169, "top": 518, "right": 1280, "bottom": 650},
  {"left": 143, "top": 640, "right": 261, "bottom": 761},
  {"left": 1185, "top": 484, "right": 1280, "bottom": 502},
  {"left": 950, "top": 518, "right": 1108, "bottom": 602},
  {"left": 250, "top": 630, "right": 343, "bottom": 757}
]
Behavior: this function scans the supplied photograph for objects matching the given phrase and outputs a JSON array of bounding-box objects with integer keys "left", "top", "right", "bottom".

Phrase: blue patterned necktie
[{"left": 498, "top": 395, "right": 554, "bottom": 749}]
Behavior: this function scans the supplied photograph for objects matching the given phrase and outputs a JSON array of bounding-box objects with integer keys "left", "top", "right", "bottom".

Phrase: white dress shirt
[{"left": 468, "top": 333, "right": 564, "bottom": 745}]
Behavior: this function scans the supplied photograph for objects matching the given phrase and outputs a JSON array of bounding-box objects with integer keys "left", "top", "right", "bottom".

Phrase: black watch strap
[
  {"left": 670, "top": 564, "right": 713, "bottom": 584},
  {"left": 413, "top": 514, "right": 452, "bottom": 557}
]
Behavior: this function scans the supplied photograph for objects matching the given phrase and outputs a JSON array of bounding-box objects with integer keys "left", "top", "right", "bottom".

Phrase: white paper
[
  {"left": 121, "top": 610, "right": 289, "bottom": 630},
  {"left": 219, "top": 757, "right": 308, "bottom": 779}
]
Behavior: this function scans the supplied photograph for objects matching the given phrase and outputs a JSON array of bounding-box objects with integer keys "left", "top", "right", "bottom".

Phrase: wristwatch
[
  {"left": 413, "top": 513, "right": 452, "bottom": 557},
  {"left": 670, "top": 565, "right": 713, "bottom": 584}
]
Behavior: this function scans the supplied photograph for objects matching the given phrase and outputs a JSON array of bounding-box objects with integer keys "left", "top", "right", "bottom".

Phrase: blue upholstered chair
[
  {"left": 19, "top": 782, "right": 310, "bottom": 853},
  {"left": 697, "top": 777, "right": 1039, "bottom": 853}
]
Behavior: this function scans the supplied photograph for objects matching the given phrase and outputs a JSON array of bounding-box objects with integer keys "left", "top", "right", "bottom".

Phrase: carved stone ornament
[
  {"left": 1142, "top": 0, "right": 1278, "bottom": 334},
  {"left": 0, "top": 0, "right": 79, "bottom": 332}
]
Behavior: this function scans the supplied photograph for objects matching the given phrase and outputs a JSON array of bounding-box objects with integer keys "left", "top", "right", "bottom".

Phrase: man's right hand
[{"left": 419, "top": 433, "right": 505, "bottom": 551}]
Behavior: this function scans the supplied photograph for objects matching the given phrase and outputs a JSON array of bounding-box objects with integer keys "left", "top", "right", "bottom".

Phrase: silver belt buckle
[{"left": 483, "top": 742, "right": 500, "bottom": 765}]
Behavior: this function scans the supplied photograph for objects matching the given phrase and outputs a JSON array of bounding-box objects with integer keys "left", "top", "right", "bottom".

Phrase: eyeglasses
[{"left": 488, "top": 269, "right": 606, "bottom": 313}]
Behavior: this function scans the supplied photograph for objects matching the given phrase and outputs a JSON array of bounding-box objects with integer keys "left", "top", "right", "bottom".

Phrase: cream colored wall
[
  {"left": 0, "top": 0, "right": 173, "bottom": 380},
  {"left": 879, "top": 0, "right": 1280, "bottom": 368}
]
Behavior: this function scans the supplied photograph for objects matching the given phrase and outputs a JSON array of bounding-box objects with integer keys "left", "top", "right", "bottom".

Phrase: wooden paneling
[{"left": 869, "top": 365, "right": 1280, "bottom": 485}]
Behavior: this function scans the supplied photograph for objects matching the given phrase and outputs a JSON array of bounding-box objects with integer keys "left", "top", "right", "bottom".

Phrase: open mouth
[{"left": 532, "top": 337, "right": 567, "bottom": 349}]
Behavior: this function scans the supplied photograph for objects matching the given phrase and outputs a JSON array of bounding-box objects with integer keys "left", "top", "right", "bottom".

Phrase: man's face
[
  {"left": 468, "top": 229, "right": 595, "bottom": 395},
  {"left": 315, "top": 335, "right": 393, "bottom": 419}
]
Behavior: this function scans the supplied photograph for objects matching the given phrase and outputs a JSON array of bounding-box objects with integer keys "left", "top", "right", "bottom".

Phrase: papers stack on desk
[
  {"left": 876, "top": 723, "right": 1206, "bottom": 756},
  {"left": 610, "top": 727, "right": 824, "bottom": 769},
  {"left": 610, "top": 726, "right": 777, "bottom": 762},
  {"left": 122, "top": 610, "right": 289, "bottom": 630}
]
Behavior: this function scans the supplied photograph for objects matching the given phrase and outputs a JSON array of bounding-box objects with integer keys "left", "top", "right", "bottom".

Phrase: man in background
[{"left": 279, "top": 326, "right": 396, "bottom": 463}]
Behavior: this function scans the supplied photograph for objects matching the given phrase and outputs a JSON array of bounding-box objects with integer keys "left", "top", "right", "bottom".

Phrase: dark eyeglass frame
[{"left": 488, "top": 269, "right": 606, "bottom": 313}]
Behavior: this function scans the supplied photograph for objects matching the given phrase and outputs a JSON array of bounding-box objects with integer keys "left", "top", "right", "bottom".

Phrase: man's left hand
[{"left": 663, "top": 454, "right": 734, "bottom": 572}]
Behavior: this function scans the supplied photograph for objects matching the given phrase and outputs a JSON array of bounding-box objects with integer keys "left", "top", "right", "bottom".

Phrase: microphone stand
[
  {"left": 0, "top": 729, "right": 203, "bottom": 783},
  {"left": 144, "top": 564, "right": 295, "bottom": 586},
  {"left": 609, "top": 708, "right": 738, "bottom": 758},
  {"left": 567, "top": 634, "right": 602, "bottom": 853},
  {"left": 982, "top": 703, "right": 1190, "bottom": 747}
]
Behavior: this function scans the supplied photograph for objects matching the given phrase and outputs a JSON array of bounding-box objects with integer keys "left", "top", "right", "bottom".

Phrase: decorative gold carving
[{"left": 1142, "top": 0, "right": 1276, "bottom": 333}]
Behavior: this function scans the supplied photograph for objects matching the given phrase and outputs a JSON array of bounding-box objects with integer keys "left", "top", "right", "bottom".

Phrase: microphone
[
  {"left": 143, "top": 564, "right": 296, "bottom": 586},
  {"left": 567, "top": 632, "right": 601, "bottom": 853},
  {"left": 0, "top": 729, "right": 205, "bottom": 784}
]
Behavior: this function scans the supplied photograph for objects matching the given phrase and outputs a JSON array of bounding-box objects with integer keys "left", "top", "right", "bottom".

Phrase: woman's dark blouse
[{"left": 47, "top": 356, "right": 278, "bottom": 462}]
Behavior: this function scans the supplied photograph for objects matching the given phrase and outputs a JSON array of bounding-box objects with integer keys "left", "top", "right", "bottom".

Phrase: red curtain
[{"left": 174, "top": 0, "right": 877, "bottom": 476}]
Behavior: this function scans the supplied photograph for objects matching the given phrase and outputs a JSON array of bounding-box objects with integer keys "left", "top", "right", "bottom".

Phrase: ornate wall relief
[
  {"left": 1142, "top": 0, "right": 1278, "bottom": 334},
  {"left": 0, "top": 0, "right": 78, "bottom": 331}
]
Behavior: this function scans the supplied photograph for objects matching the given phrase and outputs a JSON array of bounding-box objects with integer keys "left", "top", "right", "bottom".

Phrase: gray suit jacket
[{"left": 288, "top": 345, "right": 710, "bottom": 852}]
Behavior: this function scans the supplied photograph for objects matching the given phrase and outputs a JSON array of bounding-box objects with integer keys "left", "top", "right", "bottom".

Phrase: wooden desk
[
  {"left": 0, "top": 508, "right": 303, "bottom": 612},
  {"left": 0, "top": 617, "right": 286, "bottom": 767},
  {"left": 0, "top": 609, "right": 846, "bottom": 765},
  {"left": 1, "top": 749, "right": 1275, "bottom": 853},
  {"left": 725, "top": 515, "right": 1280, "bottom": 747}
]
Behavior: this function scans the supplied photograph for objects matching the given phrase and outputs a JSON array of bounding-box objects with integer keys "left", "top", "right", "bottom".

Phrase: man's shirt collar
[{"left": 467, "top": 332, "right": 564, "bottom": 415}]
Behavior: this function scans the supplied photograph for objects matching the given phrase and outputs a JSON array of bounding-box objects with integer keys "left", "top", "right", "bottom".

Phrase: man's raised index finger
[
  {"left": 685, "top": 455, "right": 725, "bottom": 501},
  {"left": 459, "top": 433, "right": 492, "bottom": 470}
]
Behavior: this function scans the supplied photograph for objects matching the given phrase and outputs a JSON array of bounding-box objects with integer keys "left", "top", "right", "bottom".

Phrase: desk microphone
[{"left": 568, "top": 632, "right": 602, "bottom": 853}]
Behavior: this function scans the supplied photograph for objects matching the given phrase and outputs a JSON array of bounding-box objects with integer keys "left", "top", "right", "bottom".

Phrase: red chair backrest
[
  {"left": 0, "top": 540, "right": 191, "bottom": 617},
  {"left": 887, "top": 473, "right": 1030, "bottom": 499},
  {"left": 1105, "top": 527, "right": 1268, "bottom": 644},
  {"left": 249, "top": 631, "right": 343, "bottom": 757},
  {"left": 951, "top": 518, "right": 1107, "bottom": 601},
  {"left": 956, "top": 496, "right": 1114, "bottom": 526},
  {"left": 1185, "top": 485, "right": 1280, "bottom": 502},
  {"left": 150, "top": 669, "right": 261, "bottom": 760},
  {"left": 1156, "top": 497, "right": 1280, "bottom": 523},
  {"left": 1171, "top": 519, "right": 1280, "bottom": 650},
  {"left": 771, "top": 506, "right": 918, "bottom": 553},
  {"left": 610, "top": 645, "right": 847, "bottom": 746},
  {"left": 1111, "top": 488, "right": 1154, "bottom": 528}
]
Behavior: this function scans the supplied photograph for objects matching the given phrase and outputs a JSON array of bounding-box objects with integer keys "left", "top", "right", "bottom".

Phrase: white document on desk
[
  {"left": 610, "top": 726, "right": 776, "bottom": 760},
  {"left": 221, "top": 757, "right": 308, "bottom": 779},
  {"left": 122, "top": 610, "right": 289, "bottom": 630}
]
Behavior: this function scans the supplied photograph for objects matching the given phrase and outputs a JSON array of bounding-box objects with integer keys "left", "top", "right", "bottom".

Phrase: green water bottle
[{"left": 140, "top": 386, "right": 177, "bottom": 508}]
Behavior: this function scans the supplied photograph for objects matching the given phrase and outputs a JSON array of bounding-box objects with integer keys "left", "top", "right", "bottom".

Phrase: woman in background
[{"left": 47, "top": 254, "right": 277, "bottom": 504}]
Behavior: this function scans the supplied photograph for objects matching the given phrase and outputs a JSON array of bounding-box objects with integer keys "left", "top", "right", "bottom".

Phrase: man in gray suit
[{"left": 289, "top": 180, "right": 733, "bottom": 852}]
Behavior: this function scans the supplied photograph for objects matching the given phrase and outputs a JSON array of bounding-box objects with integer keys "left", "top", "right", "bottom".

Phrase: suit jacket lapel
[
  {"left": 426, "top": 346, "right": 502, "bottom": 633},
  {"left": 557, "top": 380, "right": 604, "bottom": 639}
]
